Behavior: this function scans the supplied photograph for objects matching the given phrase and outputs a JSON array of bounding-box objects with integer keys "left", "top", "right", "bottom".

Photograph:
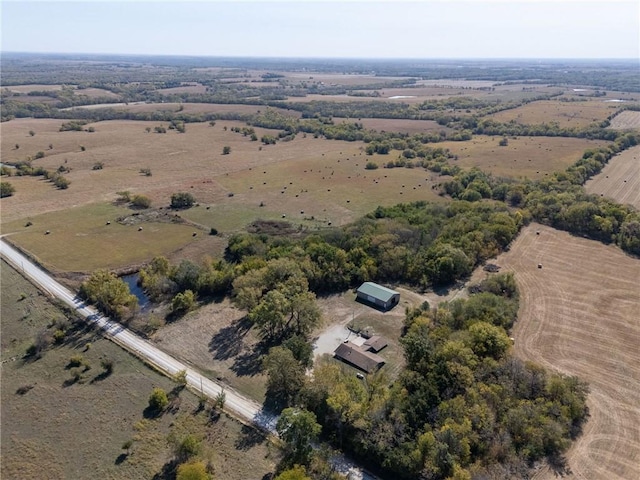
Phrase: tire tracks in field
[{"left": 496, "top": 224, "right": 640, "bottom": 480}]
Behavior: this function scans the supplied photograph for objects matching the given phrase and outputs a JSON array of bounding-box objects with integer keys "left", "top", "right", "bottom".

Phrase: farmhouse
[
  {"left": 334, "top": 341, "right": 385, "bottom": 373},
  {"left": 356, "top": 282, "right": 400, "bottom": 310}
]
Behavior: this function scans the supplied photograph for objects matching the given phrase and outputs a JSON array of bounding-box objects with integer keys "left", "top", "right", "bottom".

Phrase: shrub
[
  {"left": 222, "top": 146, "right": 231, "bottom": 155},
  {"left": 171, "top": 192, "right": 195, "bottom": 209},
  {"left": 92, "top": 162, "right": 104, "bottom": 170},
  {"left": 148, "top": 387, "right": 169, "bottom": 411},
  {"left": 53, "top": 329, "right": 65, "bottom": 344},
  {"left": 131, "top": 194, "right": 152, "bottom": 209},
  {"left": 1, "top": 181, "right": 15, "bottom": 197},
  {"left": 68, "top": 354, "right": 84, "bottom": 368},
  {"left": 209, "top": 227, "right": 218, "bottom": 236},
  {"left": 365, "top": 161, "right": 379, "bottom": 170}
]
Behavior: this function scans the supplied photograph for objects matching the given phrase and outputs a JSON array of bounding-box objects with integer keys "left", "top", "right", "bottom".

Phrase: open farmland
[
  {"left": 0, "top": 261, "right": 275, "bottom": 480},
  {"left": 1, "top": 203, "right": 207, "bottom": 274},
  {"left": 1, "top": 117, "right": 442, "bottom": 271},
  {"left": 439, "top": 135, "right": 610, "bottom": 179},
  {"left": 585, "top": 145, "right": 640, "bottom": 209},
  {"left": 334, "top": 117, "right": 452, "bottom": 134},
  {"left": 63, "top": 101, "right": 300, "bottom": 117},
  {"left": 489, "top": 99, "right": 619, "bottom": 128},
  {"left": 608, "top": 110, "right": 640, "bottom": 130},
  {"left": 474, "top": 224, "right": 640, "bottom": 480}
]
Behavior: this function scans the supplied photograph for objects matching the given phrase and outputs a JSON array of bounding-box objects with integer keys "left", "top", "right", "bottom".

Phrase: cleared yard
[
  {"left": 473, "top": 224, "right": 640, "bottom": 480},
  {"left": 585, "top": 145, "right": 640, "bottom": 209}
]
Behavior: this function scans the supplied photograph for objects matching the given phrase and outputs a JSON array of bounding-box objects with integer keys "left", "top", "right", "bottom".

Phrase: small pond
[{"left": 122, "top": 273, "right": 152, "bottom": 311}]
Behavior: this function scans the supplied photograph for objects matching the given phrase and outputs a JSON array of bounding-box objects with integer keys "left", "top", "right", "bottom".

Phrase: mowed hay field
[
  {"left": 608, "top": 110, "right": 640, "bottom": 130},
  {"left": 439, "top": 135, "right": 610, "bottom": 179},
  {"left": 585, "top": 145, "right": 640, "bottom": 209},
  {"left": 481, "top": 224, "right": 640, "bottom": 480},
  {"left": 0, "top": 261, "right": 275, "bottom": 480},
  {"left": 490, "top": 99, "right": 619, "bottom": 128}
]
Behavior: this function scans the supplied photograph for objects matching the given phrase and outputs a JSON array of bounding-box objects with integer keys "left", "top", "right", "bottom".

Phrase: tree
[
  {"left": 222, "top": 146, "right": 231, "bottom": 155},
  {"left": 79, "top": 269, "right": 137, "bottom": 319},
  {"left": 172, "top": 290, "right": 196, "bottom": 314},
  {"left": 175, "top": 369, "right": 188, "bottom": 386},
  {"left": 1, "top": 181, "right": 15, "bottom": 198},
  {"left": 148, "top": 387, "right": 169, "bottom": 412},
  {"left": 276, "top": 408, "right": 321, "bottom": 467},
  {"left": 467, "top": 321, "right": 511, "bottom": 359},
  {"left": 171, "top": 192, "right": 195, "bottom": 209},
  {"left": 263, "top": 347, "right": 306, "bottom": 408},
  {"left": 177, "top": 461, "right": 209, "bottom": 480},
  {"left": 275, "top": 465, "right": 311, "bottom": 480}
]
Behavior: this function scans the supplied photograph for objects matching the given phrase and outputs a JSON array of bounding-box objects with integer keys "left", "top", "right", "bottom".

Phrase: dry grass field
[
  {"left": 152, "top": 298, "right": 269, "bottom": 402},
  {"left": 1, "top": 261, "right": 275, "bottom": 480},
  {"left": 489, "top": 100, "right": 619, "bottom": 128},
  {"left": 584, "top": 145, "right": 640, "bottom": 209},
  {"left": 472, "top": 224, "right": 640, "bottom": 480},
  {"left": 3, "top": 84, "right": 64, "bottom": 93},
  {"left": 1, "top": 117, "right": 442, "bottom": 271},
  {"left": 334, "top": 117, "right": 452, "bottom": 134},
  {"left": 65, "top": 101, "right": 300, "bottom": 117},
  {"left": 440, "top": 135, "right": 610, "bottom": 179},
  {"left": 608, "top": 110, "right": 640, "bottom": 130}
]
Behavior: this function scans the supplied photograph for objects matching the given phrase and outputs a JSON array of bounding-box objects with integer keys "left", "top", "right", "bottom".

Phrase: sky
[{"left": 1, "top": 0, "right": 639, "bottom": 59}]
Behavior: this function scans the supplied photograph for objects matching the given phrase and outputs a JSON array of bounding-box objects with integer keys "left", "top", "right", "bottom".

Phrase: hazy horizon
[{"left": 2, "top": 1, "right": 639, "bottom": 60}]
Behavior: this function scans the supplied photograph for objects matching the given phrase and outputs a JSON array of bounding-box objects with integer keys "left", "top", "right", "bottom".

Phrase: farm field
[
  {"left": 489, "top": 99, "right": 618, "bottom": 128},
  {"left": 333, "top": 117, "right": 452, "bottom": 134},
  {"left": 608, "top": 110, "right": 640, "bottom": 130},
  {"left": 63, "top": 101, "right": 300, "bottom": 117},
  {"left": 439, "top": 135, "right": 610, "bottom": 179},
  {"left": 0, "top": 118, "right": 360, "bottom": 222},
  {"left": 0, "top": 261, "right": 275, "bottom": 480},
  {"left": 2, "top": 203, "right": 206, "bottom": 274},
  {"left": 585, "top": 145, "right": 640, "bottom": 209},
  {"left": 473, "top": 224, "right": 640, "bottom": 480},
  {"left": 1, "top": 117, "right": 443, "bottom": 271}
]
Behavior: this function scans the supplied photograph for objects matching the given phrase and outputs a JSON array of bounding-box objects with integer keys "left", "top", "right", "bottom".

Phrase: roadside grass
[
  {"left": 2, "top": 203, "right": 203, "bottom": 273},
  {"left": 439, "top": 135, "right": 611, "bottom": 179},
  {"left": 1, "top": 260, "right": 276, "bottom": 480}
]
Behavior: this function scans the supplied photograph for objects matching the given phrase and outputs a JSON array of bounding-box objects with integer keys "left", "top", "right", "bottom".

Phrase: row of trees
[{"left": 438, "top": 132, "right": 640, "bottom": 255}]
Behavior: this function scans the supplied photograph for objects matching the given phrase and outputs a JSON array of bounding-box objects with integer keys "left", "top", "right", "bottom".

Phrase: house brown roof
[
  {"left": 334, "top": 342, "right": 385, "bottom": 373},
  {"left": 363, "top": 335, "right": 388, "bottom": 353}
]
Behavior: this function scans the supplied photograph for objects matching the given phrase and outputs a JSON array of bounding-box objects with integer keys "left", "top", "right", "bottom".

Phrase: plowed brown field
[{"left": 476, "top": 224, "right": 640, "bottom": 480}]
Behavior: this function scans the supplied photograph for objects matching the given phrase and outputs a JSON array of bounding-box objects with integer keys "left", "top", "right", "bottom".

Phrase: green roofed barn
[{"left": 356, "top": 282, "right": 400, "bottom": 310}]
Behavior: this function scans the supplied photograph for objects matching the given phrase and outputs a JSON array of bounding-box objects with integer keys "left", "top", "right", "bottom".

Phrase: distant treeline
[{"left": 3, "top": 53, "right": 639, "bottom": 91}]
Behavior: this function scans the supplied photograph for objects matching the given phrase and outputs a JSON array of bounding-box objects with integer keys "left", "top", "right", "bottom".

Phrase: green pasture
[{"left": 2, "top": 203, "right": 202, "bottom": 272}]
